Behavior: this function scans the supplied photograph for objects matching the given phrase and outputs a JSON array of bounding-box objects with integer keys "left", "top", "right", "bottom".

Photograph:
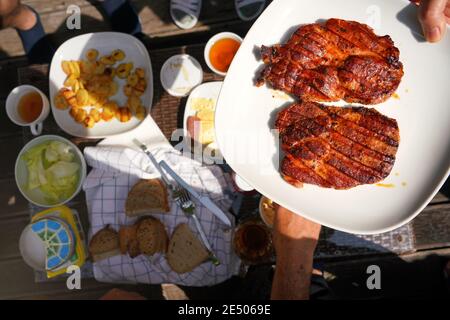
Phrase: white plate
[
  {"left": 19, "top": 224, "right": 46, "bottom": 271},
  {"left": 99, "top": 115, "right": 172, "bottom": 151},
  {"left": 215, "top": 0, "right": 450, "bottom": 234},
  {"left": 49, "top": 32, "right": 154, "bottom": 138},
  {"left": 183, "top": 81, "right": 223, "bottom": 162}
]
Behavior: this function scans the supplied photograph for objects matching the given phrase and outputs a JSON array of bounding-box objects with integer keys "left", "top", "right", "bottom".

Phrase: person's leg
[
  {"left": 0, "top": 0, "right": 35, "bottom": 30},
  {"left": 0, "top": 0, "right": 53, "bottom": 63},
  {"left": 99, "top": 0, "right": 142, "bottom": 36}
]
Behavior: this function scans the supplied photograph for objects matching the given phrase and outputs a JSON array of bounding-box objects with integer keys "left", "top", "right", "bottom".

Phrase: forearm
[
  {"left": 271, "top": 206, "right": 321, "bottom": 300},
  {"left": 271, "top": 242, "right": 316, "bottom": 300}
]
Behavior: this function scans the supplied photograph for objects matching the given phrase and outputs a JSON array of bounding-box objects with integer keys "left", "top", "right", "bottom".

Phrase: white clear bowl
[
  {"left": 204, "top": 32, "right": 243, "bottom": 76},
  {"left": 15, "top": 135, "right": 87, "bottom": 207}
]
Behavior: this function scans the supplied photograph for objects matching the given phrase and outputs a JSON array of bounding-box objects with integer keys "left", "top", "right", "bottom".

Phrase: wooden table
[{"left": 16, "top": 42, "right": 450, "bottom": 253}]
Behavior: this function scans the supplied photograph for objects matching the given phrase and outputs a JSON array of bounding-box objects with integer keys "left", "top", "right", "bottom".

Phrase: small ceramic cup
[
  {"left": 6, "top": 85, "right": 50, "bottom": 136},
  {"left": 204, "top": 32, "right": 243, "bottom": 76}
]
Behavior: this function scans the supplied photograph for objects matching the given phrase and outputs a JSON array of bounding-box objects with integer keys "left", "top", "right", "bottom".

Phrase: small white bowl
[
  {"left": 259, "top": 196, "right": 275, "bottom": 228},
  {"left": 204, "top": 32, "right": 243, "bottom": 76},
  {"left": 160, "top": 54, "right": 203, "bottom": 97},
  {"left": 15, "top": 135, "right": 87, "bottom": 207}
]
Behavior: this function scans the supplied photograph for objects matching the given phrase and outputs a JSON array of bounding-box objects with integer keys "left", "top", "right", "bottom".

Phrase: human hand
[{"left": 416, "top": 0, "right": 450, "bottom": 42}]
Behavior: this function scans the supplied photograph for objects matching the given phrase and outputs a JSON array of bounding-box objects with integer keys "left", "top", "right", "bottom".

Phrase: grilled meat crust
[
  {"left": 258, "top": 18, "right": 404, "bottom": 105},
  {"left": 276, "top": 102, "right": 400, "bottom": 189}
]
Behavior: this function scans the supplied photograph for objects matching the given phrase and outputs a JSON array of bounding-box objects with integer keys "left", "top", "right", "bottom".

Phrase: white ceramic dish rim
[
  {"left": 160, "top": 54, "right": 204, "bottom": 97},
  {"left": 182, "top": 81, "right": 224, "bottom": 162},
  {"left": 15, "top": 135, "right": 87, "bottom": 208},
  {"left": 204, "top": 32, "right": 243, "bottom": 76},
  {"left": 215, "top": 0, "right": 450, "bottom": 234},
  {"left": 48, "top": 32, "right": 154, "bottom": 139}
]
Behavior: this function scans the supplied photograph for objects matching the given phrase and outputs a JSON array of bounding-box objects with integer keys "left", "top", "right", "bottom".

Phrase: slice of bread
[
  {"left": 89, "top": 225, "right": 120, "bottom": 262},
  {"left": 119, "top": 224, "right": 140, "bottom": 258},
  {"left": 167, "top": 223, "right": 210, "bottom": 274},
  {"left": 136, "top": 217, "right": 168, "bottom": 255},
  {"left": 125, "top": 179, "right": 170, "bottom": 217}
]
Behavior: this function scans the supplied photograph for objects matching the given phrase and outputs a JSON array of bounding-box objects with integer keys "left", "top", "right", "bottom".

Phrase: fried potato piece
[
  {"left": 135, "top": 68, "right": 145, "bottom": 79},
  {"left": 70, "top": 107, "right": 87, "bottom": 123},
  {"left": 116, "top": 107, "right": 131, "bottom": 122},
  {"left": 127, "top": 95, "right": 140, "bottom": 113},
  {"left": 135, "top": 78, "right": 147, "bottom": 92},
  {"left": 54, "top": 89, "right": 69, "bottom": 110},
  {"left": 123, "top": 84, "right": 133, "bottom": 97},
  {"left": 61, "top": 61, "right": 72, "bottom": 75},
  {"left": 86, "top": 49, "right": 99, "bottom": 61},
  {"left": 94, "top": 61, "right": 106, "bottom": 75},
  {"left": 69, "top": 61, "right": 81, "bottom": 77},
  {"left": 127, "top": 73, "right": 138, "bottom": 87},
  {"left": 84, "top": 116, "right": 95, "bottom": 128},
  {"left": 109, "top": 81, "right": 119, "bottom": 96},
  {"left": 112, "top": 49, "right": 125, "bottom": 61},
  {"left": 89, "top": 108, "right": 101, "bottom": 122},
  {"left": 101, "top": 107, "right": 115, "bottom": 122},
  {"left": 100, "top": 55, "right": 115, "bottom": 65},
  {"left": 135, "top": 105, "right": 146, "bottom": 120},
  {"left": 64, "top": 74, "right": 78, "bottom": 87},
  {"left": 76, "top": 88, "right": 89, "bottom": 107},
  {"left": 116, "top": 63, "right": 131, "bottom": 79},
  {"left": 62, "top": 89, "right": 79, "bottom": 108},
  {"left": 60, "top": 48, "right": 143, "bottom": 129}
]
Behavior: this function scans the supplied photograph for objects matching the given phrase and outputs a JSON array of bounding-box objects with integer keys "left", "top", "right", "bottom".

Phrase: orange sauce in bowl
[{"left": 209, "top": 38, "right": 241, "bottom": 73}]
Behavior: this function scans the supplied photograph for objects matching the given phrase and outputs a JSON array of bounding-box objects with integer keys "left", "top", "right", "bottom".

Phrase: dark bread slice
[
  {"left": 89, "top": 225, "right": 120, "bottom": 262},
  {"left": 125, "top": 179, "right": 170, "bottom": 217},
  {"left": 167, "top": 223, "right": 210, "bottom": 274},
  {"left": 136, "top": 217, "right": 168, "bottom": 255},
  {"left": 119, "top": 224, "right": 140, "bottom": 258}
]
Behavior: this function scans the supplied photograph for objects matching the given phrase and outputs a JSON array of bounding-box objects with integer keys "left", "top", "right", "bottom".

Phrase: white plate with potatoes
[
  {"left": 49, "top": 32, "right": 153, "bottom": 138},
  {"left": 183, "top": 81, "right": 223, "bottom": 163}
]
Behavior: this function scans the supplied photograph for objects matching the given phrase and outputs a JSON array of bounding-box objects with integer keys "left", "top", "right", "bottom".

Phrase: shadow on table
[
  {"left": 173, "top": 229, "right": 450, "bottom": 300},
  {"left": 440, "top": 176, "right": 450, "bottom": 199}
]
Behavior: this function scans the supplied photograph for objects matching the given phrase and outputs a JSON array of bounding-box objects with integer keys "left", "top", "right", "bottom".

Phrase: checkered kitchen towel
[{"left": 83, "top": 146, "right": 241, "bottom": 286}]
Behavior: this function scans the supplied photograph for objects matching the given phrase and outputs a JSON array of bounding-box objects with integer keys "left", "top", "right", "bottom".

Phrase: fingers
[{"left": 418, "top": 0, "right": 448, "bottom": 42}]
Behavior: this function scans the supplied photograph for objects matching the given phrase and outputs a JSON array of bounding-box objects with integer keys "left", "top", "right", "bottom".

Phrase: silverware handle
[
  {"left": 144, "top": 151, "right": 173, "bottom": 188},
  {"left": 192, "top": 214, "right": 220, "bottom": 265}
]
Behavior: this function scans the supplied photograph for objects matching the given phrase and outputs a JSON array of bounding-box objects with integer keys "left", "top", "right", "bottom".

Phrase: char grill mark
[
  {"left": 258, "top": 18, "right": 404, "bottom": 105},
  {"left": 276, "top": 102, "right": 400, "bottom": 189}
]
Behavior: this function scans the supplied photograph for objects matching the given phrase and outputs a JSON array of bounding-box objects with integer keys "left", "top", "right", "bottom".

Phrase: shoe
[
  {"left": 234, "top": 0, "right": 266, "bottom": 21},
  {"left": 170, "top": 0, "right": 202, "bottom": 30}
]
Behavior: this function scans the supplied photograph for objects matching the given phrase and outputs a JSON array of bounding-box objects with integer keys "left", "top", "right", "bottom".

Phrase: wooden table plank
[
  {"left": 0, "top": 0, "right": 267, "bottom": 59},
  {"left": 413, "top": 203, "right": 450, "bottom": 250},
  {"left": 322, "top": 248, "right": 450, "bottom": 299},
  {"left": 0, "top": 258, "right": 115, "bottom": 299}
]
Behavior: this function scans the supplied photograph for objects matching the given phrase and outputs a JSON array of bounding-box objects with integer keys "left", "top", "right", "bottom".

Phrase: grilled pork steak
[
  {"left": 275, "top": 102, "right": 400, "bottom": 189},
  {"left": 258, "top": 18, "right": 404, "bottom": 105}
]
